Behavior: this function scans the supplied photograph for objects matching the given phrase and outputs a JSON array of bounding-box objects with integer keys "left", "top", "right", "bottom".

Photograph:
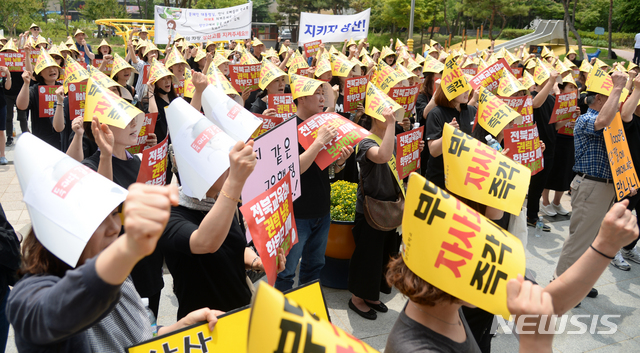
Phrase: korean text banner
[
  {"left": 240, "top": 173, "right": 298, "bottom": 286},
  {"left": 250, "top": 114, "right": 284, "bottom": 139},
  {"left": 127, "top": 113, "right": 158, "bottom": 155},
  {"left": 68, "top": 81, "right": 87, "bottom": 119},
  {"left": 127, "top": 280, "right": 330, "bottom": 353},
  {"left": 269, "top": 94, "right": 297, "bottom": 119},
  {"left": 154, "top": 4, "right": 252, "bottom": 45},
  {"left": 548, "top": 90, "right": 578, "bottom": 124},
  {"left": 0, "top": 52, "right": 26, "bottom": 72},
  {"left": 247, "top": 282, "right": 377, "bottom": 353},
  {"left": 498, "top": 95, "right": 533, "bottom": 127},
  {"left": 503, "top": 124, "right": 544, "bottom": 175},
  {"left": 476, "top": 86, "right": 521, "bottom": 137},
  {"left": 38, "top": 85, "right": 59, "bottom": 118},
  {"left": 344, "top": 76, "right": 368, "bottom": 113},
  {"left": 402, "top": 173, "right": 526, "bottom": 318},
  {"left": 298, "top": 112, "right": 371, "bottom": 170},
  {"left": 442, "top": 124, "right": 531, "bottom": 215},
  {"left": 397, "top": 127, "right": 424, "bottom": 179},
  {"left": 136, "top": 136, "right": 169, "bottom": 186},
  {"left": 604, "top": 113, "right": 639, "bottom": 200},
  {"left": 243, "top": 117, "right": 301, "bottom": 205},
  {"left": 469, "top": 58, "right": 510, "bottom": 93},
  {"left": 298, "top": 9, "right": 370, "bottom": 45}
]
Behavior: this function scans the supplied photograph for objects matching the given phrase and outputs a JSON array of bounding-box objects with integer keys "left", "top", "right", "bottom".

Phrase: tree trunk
[
  {"left": 137, "top": 0, "right": 144, "bottom": 19},
  {"left": 443, "top": 0, "right": 451, "bottom": 35},
  {"left": 562, "top": 9, "right": 569, "bottom": 52},
  {"left": 429, "top": 14, "right": 436, "bottom": 40},
  {"left": 420, "top": 26, "right": 425, "bottom": 50},
  {"left": 488, "top": 7, "right": 496, "bottom": 41},
  {"left": 495, "top": 12, "right": 507, "bottom": 39},
  {"left": 63, "top": 0, "right": 69, "bottom": 36},
  {"left": 607, "top": 0, "right": 613, "bottom": 59},
  {"left": 563, "top": 0, "right": 583, "bottom": 59}
]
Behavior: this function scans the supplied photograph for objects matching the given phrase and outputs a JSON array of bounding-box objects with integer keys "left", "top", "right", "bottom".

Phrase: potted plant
[{"left": 321, "top": 180, "right": 357, "bottom": 289}]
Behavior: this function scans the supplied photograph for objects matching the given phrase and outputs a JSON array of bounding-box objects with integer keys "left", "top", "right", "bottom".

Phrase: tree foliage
[
  {"left": 464, "top": 0, "right": 529, "bottom": 40},
  {"left": 0, "top": 0, "right": 43, "bottom": 36},
  {"left": 80, "top": 0, "right": 129, "bottom": 22}
]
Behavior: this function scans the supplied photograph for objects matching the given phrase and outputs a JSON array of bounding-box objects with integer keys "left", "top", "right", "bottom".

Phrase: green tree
[
  {"left": 81, "top": 0, "right": 129, "bottom": 21},
  {"left": 464, "top": 0, "right": 529, "bottom": 40},
  {"left": 0, "top": 0, "right": 42, "bottom": 36},
  {"left": 194, "top": 0, "right": 246, "bottom": 9}
]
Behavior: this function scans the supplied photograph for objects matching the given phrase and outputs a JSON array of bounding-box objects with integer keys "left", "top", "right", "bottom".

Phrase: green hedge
[
  {"left": 570, "top": 30, "right": 635, "bottom": 48},
  {"left": 498, "top": 29, "right": 534, "bottom": 40}
]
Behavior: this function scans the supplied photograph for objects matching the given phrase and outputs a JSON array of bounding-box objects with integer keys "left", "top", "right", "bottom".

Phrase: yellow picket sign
[
  {"left": 533, "top": 58, "right": 551, "bottom": 85},
  {"left": 331, "top": 54, "right": 355, "bottom": 78},
  {"left": 442, "top": 56, "right": 470, "bottom": 101},
  {"left": 314, "top": 57, "right": 332, "bottom": 78},
  {"left": 259, "top": 60, "right": 287, "bottom": 90},
  {"left": 496, "top": 70, "right": 525, "bottom": 97},
  {"left": 476, "top": 86, "right": 522, "bottom": 136},
  {"left": 247, "top": 283, "right": 375, "bottom": 353},
  {"left": 520, "top": 70, "right": 535, "bottom": 89},
  {"left": 87, "top": 66, "right": 120, "bottom": 89},
  {"left": 183, "top": 68, "right": 196, "bottom": 99},
  {"left": 289, "top": 74, "right": 324, "bottom": 100},
  {"left": 371, "top": 60, "right": 404, "bottom": 93},
  {"left": 402, "top": 173, "right": 526, "bottom": 318},
  {"left": 205, "top": 65, "right": 238, "bottom": 97},
  {"left": 423, "top": 55, "right": 445, "bottom": 74},
  {"left": 442, "top": 124, "right": 531, "bottom": 214},
  {"left": 63, "top": 56, "right": 90, "bottom": 94},
  {"left": 84, "top": 77, "right": 142, "bottom": 129},
  {"left": 604, "top": 113, "right": 639, "bottom": 200},
  {"left": 34, "top": 50, "right": 60, "bottom": 75},
  {"left": 586, "top": 65, "right": 614, "bottom": 96},
  {"left": 364, "top": 82, "right": 405, "bottom": 122},
  {"left": 127, "top": 281, "right": 330, "bottom": 353}
]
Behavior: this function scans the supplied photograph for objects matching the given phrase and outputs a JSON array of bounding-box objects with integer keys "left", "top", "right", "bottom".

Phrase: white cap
[{"left": 15, "top": 133, "right": 127, "bottom": 267}]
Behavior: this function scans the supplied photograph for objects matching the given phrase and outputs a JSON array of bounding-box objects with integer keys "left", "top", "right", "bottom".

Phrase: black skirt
[{"left": 546, "top": 136, "right": 574, "bottom": 191}]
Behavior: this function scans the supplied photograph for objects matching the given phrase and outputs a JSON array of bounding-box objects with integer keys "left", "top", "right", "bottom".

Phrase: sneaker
[
  {"left": 526, "top": 218, "right": 551, "bottom": 232},
  {"left": 611, "top": 251, "right": 631, "bottom": 271},
  {"left": 552, "top": 202, "right": 570, "bottom": 216},
  {"left": 0, "top": 157, "right": 7, "bottom": 165},
  {"left": 5, "top": 138, "right": 12, "bottom": 147},
  {"left": 621, "top": 247, "right": 640, "bottom": 264},
  {"left": 540, "top": 203, "right": 557, "bottom": 217}
]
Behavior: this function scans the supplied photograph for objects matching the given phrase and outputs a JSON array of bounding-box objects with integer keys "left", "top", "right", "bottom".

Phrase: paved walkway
[{"left": 2, "top": 114, "right": 640, "bottom": 352}]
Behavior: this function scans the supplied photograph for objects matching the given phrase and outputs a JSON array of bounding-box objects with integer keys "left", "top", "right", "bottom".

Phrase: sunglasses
[{"left": 32, "top": 28, "right": 40, "bottom": 31}]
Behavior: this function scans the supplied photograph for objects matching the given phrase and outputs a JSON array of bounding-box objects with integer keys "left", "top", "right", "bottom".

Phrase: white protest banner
[
  {"left": 166, "top": 98, "right": 237, "bottom": 200},
  {"left": 201, "top": 85, "right": 262, "bottom": 142},
  {"left": 154, "top": 4, "right": 252, "bottom": 45},
  {"left": 16, "top": 133, "right": 127, "bottom": 267},
  {"left": 298, "top": 9, "right": 370, "bottom": 45},
  {"left": 243, "top": 117, "right": 301, "bottom": 205}
]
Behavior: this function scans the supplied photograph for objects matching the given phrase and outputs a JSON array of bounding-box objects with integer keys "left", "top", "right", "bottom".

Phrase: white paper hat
[
  {"left": 166, "top": 98, "right": 237, "bottom": 200},
  {"left": 15, "top": 133, "right": 128, "bottom": 267},
  {"left": 200, "top": 85, "right": 262, "bottom": 142}
]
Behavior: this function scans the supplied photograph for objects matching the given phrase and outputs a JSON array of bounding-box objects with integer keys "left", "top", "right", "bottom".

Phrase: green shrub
[
  {"left": 569, "top": 30, "right": 635, "bottom": 48},
  {"left": 499, "top": 29, "right": 534, "bottom": 40},
  {"left": 580, "top": 37, "right": 616, "bottom": 48}
]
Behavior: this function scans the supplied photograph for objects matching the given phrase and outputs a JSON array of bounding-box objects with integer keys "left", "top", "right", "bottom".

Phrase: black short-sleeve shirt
[
  {"left": 159, "top": 205, "right": 251, "bottom": 319},
  {"left": 29, "top": 84, "right": 61, "bottom": 149},
  {"left": 355, "top": 137, "right": 401, "bottom": 214},
  {"left": 293, "top": 115, "right": 331, "bottom": 219},
  {"left": 531, "top": 91, "right": 557, "bottom": 158},
  {"left": 424, "top": 105, "right": 476, "bottom": 189}
]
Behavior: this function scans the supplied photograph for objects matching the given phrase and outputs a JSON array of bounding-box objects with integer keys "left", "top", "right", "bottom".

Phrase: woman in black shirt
[
  {"left": 424, "top": 86, "right": 476, "bottom": 190},
  {"left": 16, "top": 51, "right": 62, "bottom": 149}
]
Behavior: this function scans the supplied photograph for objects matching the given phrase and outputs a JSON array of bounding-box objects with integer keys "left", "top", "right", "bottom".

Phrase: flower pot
[
  {"left": 324, "top": 220, "right": 356, "bottom": 259},
  {"left": 320, "top": 220, "right": 355, "bottom": 290}
]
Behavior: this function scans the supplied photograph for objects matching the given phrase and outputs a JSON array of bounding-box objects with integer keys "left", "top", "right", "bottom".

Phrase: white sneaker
[
  {"left": 540, "top": 202, "right": 557, "bottom": 217},
  {"left": 611, "top": 251, "right": 631, "bottom": 271},
  {"left": 621, "top": 247, "right": 640, "bottom": 264},
  {"left": 552, "top": 202, "right": 570, "bottom": 216}
]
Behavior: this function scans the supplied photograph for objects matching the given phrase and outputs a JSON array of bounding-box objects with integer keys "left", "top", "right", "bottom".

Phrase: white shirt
[{"left": 635, "top": 33, "right": 640, "bottom": 49}]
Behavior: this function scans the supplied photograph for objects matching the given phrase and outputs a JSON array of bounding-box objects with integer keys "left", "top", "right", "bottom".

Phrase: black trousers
[
  {"left": 527, "top": 156, "right": 554, "bottom": 221},
  {"left": 634, "top": 48, "right": 640, "bottom": 66},
  {"left": 624, "top": 193, "right": 640, "bottom": 250},
  {"left": 348, "top": 212, "right": 399, "bottom": 301}
]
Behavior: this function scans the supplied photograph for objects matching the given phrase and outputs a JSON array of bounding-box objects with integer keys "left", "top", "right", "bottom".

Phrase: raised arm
[
  {"left": 365, "top": 107, "right": 397, "bottom": 164},
  {"left": 66, "top": 117, "right": 85, "bottom": 162},
  {"left": 594, "top": 72, "right": 626, "bottom": 130},
  {"left": 621, "top": 75, "right": 640, "bottom": 123},
  {"left": 532, "top": 70, "right": 558, "bottom": 109},
  {"left": 16, "top": 71, "right": 31, "bottom": 111},
  {"left": 189, "top": 141, "right": 256, "bottom": 254},
  {"left": 52, "top": 87, "right": 65, "bottom": 132},
  {"left": 189, "top": 71, "right": 208, "bottom": 111}
]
